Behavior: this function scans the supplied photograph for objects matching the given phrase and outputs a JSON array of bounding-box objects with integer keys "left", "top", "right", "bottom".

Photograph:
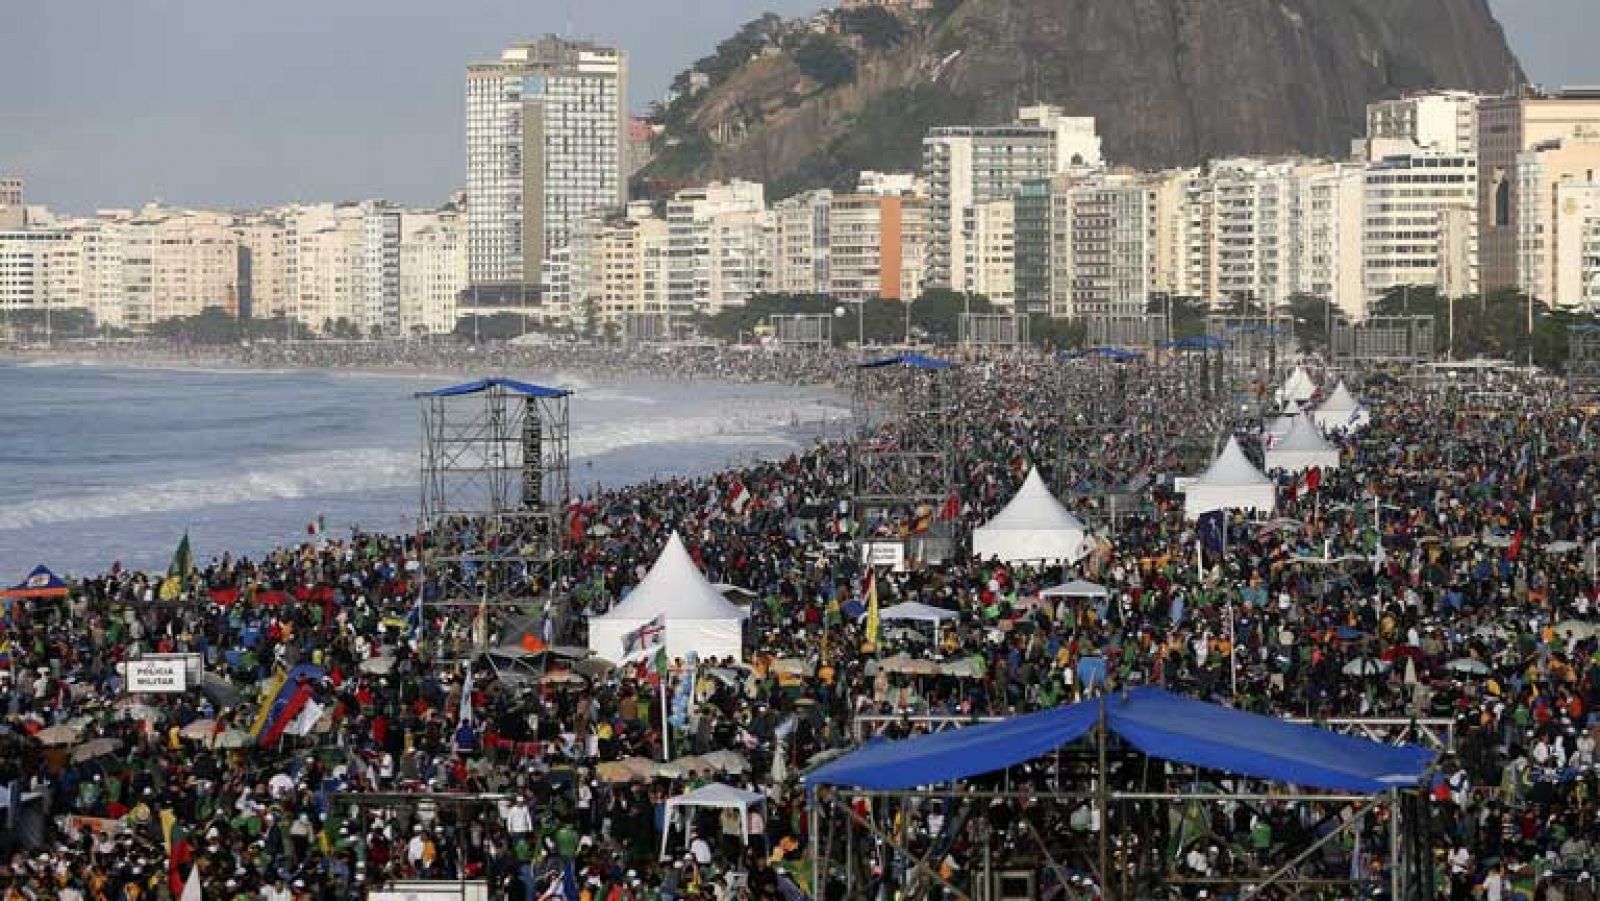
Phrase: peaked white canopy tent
[
  {"left": 874, "top": 601, "right": 960, "bottom": 625},
  {"left": 660, "top": 783, "right": 767, "bottom": 859},
  {"left": 1312, "top": 381, "right": 1370, "bottom": 432},
  {"left": 1182, "top": 436, "right": 1277, "bottom": 520},
  {"left": 970, "top": 468, "right": 1090, "bottom": 565},
  {"left": 588, "top": 532, "right": 750, "bottom": 663},
  {"left": 1281, "top": 367, "right": 1317, "bottom": 406},
  {"left": 1265, "top": 415, "right": 1341, "bottom": 474}
]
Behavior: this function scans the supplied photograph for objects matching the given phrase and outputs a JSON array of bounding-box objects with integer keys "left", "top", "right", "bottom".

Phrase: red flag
[
  {"left": 208, "top": 586, "right": 240, "bottom": 606},
  {"left": 568, "top": 507, "right": 586, "bottom": 544},
  {"left": 726, "top": 479, "right": 750, "bottom": 514},
  {"left": 1306, "top": 467, "right": 1321, "bottom": 493},
  {"left": 939, "top": 490, "right": 961, "bottom": 521},
  {"left": 1507, "top": 530, "right": 1524, "bottom": 560}
]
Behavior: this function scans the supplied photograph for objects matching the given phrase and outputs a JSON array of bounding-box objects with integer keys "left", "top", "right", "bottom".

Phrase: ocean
[{"left": 0, "top": 361, "right": 848, "bottom": 578}]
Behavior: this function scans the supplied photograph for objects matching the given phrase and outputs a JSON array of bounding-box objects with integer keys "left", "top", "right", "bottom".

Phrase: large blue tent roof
[
  {"left": 858, "top": 353, "right": 956, "bottom": 371},
  {"left": 416, "top": 377, "right": 571, "bottom": 399},
  {"left": 807, "top": 687, "right": 1434, "bottom": 794}
]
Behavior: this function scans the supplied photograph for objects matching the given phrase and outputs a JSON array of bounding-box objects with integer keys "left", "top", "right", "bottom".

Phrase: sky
[{"left": 2, "top": 0, "right": 1595, "bottom": 214}]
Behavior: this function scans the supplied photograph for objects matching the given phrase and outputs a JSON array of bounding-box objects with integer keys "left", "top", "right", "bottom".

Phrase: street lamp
[{"left": 834, "top": 303, "right": 862, "bottom": 352}]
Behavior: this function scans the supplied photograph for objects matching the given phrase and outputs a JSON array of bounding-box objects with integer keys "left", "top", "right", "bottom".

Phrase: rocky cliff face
[{"left": 641, "top": 0, "right": 1523, "bottom": 196}]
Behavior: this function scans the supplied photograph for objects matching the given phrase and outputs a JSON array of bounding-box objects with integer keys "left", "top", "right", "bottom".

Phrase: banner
[{"left": 127, "top": 659, "right": 188, "bottom": 693}]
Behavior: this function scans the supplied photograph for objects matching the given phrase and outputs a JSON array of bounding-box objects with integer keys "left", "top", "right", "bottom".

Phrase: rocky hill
[{"left": 638, "top": 0, "right": 1523, "bottom": 198}]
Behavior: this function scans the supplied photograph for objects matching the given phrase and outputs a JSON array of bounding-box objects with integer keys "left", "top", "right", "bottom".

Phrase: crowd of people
[{"left": 0, "top": 348, "right": 1596, "bottom": 901}]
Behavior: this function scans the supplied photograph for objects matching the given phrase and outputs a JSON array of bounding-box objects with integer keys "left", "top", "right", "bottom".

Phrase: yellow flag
[
  {"left": 159, "top": 809, "right": 176, "bottom": 854},
  {"left": 249, "top": 669, "right": 286, "bottom": 737},
  {"left": 864, "top": 569, "right": 880, "bottom": 651},
  {"left": 158, "top": 576, "right": 182, "bottom": 602}
]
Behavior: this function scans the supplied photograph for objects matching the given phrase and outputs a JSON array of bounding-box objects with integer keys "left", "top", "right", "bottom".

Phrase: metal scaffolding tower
[
  {"left": 416, "top": 378, "right": 571, "bottom": 649},
  {"left": 851, "top": 353, "right": 961, "bottom": 566},
  {"left": 1569, "top": 324, "right": 1600, "bottom": 396}
]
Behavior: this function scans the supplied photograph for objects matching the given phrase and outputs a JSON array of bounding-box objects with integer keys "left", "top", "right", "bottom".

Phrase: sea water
[{"left": 0, "top": 361, "right": 848, "bottom": 577}]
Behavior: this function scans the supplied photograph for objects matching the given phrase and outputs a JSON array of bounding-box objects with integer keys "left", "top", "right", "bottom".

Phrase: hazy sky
[{"left": 3, "top": 0, "right": 1595, "bottom": 213}]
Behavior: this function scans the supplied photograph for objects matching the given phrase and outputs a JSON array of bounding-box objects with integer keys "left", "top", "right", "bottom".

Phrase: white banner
[
  {"left": 126, "top": 659, "right": 188, "bottom": 693},
  {"left": 861, "top": 541, "right": 906, "bottom": 572}
]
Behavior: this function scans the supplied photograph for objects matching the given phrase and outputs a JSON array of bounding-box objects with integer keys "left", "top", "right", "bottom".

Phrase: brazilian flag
[{"left": 159, "top": 532, "right": 193, "bottom": 601}]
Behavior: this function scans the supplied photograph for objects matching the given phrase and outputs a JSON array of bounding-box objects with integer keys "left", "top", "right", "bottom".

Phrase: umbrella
[
  {"left": 358, "top": 656, "right": 396, "bottom": 675},
  {"left": 1444, "top": 658, "right": 1490, "bottom": 675},
  {"left": 196, "top": 672, "right": 243, "bottom": 709},
  {"left": 71, "top": 737, "right": 121, "bottom": 763},
  {"left": 209, "top": 729, "right": 252, "bottom": 749},
  {"left": 540, "top": 671, "right": 587, "bottom": 687},
  {"left": 180, "top": 719, "right": 218, "bottom": 740},
  {"left": 701, "top": 749, "right": 751, "bottom": 775},
  {"left": 34, "top": 724, "right": 80, "bottom": 747},
  {"left": 571, "top": 658, "right": 615, "bottom": 679},
  {"left": 655, "top": 755, "right": 711, "bottom": 779},
  {"left": 114, "top": 700, "right": 164, "bottom": 724},
  {"left": 1342, "top": 658, "right": 1391, "bottom": 677},
  {"left": 596, "top": 757, "right": 656, "bottom": 784},
  {"left": 938, "top": 658, "right": 983, "bottom": 679},
  {"left": 1554, "top": 620, "right": 1600, "bottom": 642},
  {"left": 880, "top": 655, "right": 940, "bottom": 676}
]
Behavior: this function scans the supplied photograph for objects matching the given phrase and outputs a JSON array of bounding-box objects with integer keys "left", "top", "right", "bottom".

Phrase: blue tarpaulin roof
[
  {"left": 1064, "top": 347, "right": 1141, "bottom": 362},
  {"left": 807, "top": 687, "right": 1434, "bottom": 794},
  {"left": 416, "top": 377, "right": 571, "bottom": 399},
  {"left": 858, "top": 353, "right": 956, "bottom": 371},
  {"left": 1161, "top": 336, "right": 1227, "bottom": 351}
]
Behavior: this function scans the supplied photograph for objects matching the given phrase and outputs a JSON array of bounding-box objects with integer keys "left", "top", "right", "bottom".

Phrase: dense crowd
[{"left": 0, "top": 351, "right": 1596, "bottom": 901}]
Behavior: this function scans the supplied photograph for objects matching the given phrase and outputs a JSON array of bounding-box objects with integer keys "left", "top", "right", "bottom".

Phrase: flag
[
  {"left": 259, "top": 680, "right": 314, "bottom": 747},
  {"left": 248, "top": 670, "right": 286, "bottom": 738},
  {"left": 863, "top": 569, "right": 881, "bottom": 651},
  {"left": 939, "top": 490, "right": 961, "bottom": 521},
  {"left": 1197, "top": 510, "right": 1226, "bottom": 554},
  {"left": 286, "top": 699, "right": 325, "bottom": 737},
  {"left": 179, "top": 863, "right": 202, "bottom": 901},
  {"left": 307, "top": 515, "right": 326, "bottom": 536},
  {"left": 168, "top": 532, "right": 192, "bottom": 579},
  {"left": 1305, "top": 467, "right": 1321, "bottom": 493},
  {"left": 1507, "top": 529, "right": 1524, "bottom": 560},
  {"left": 622, "top": 614, "right": 666, "bottom": 658},
  {"left": 458, "top": 668, "right": 475, "bottom": 727},
  {"left": 650, "top": 644, "right": 669, "bottom": 675},
  {"left": 726, "top": 479, "right": 750, "bottom": 515}
]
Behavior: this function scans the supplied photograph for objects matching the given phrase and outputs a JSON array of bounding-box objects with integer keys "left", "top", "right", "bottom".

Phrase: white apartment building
[
  {"left": 665, "top": 181, "right": 769, "bottom": 316},
  {"left": 1060, "top": 177, "right": 1156, "bottom": 321},
  {"left": 1293, "top": 163, "right": 1366, "bottom": 318},
  {"left": 1363, "top": 92, "right": 1480, "bottom": 158},
  {"left": 284, "top": 203, "right": 367, "bottom": 332},
  {"left": 1017, "top": 105, "right": 1104, "bottom": 171},
  {"left": 1205, "top": 159, "right": 1299, "bottom": 308},
  {"left": 1515, "top": 138, "right": 1600, "bottom": 309},
  {"left": 922, "top": 125, "right": 1055, "bottom": 291},
  {"left": 465, "top": 37, "right": 628, "bottom": 299},
  {"left": 0, "top": 177, "right": 21, "bottom": 208},
  {"left": 362, "top": 204, "right": 403, "bottom": 336},
  {"left": 235, "top": 217, "right": 288, "bottom": 322},
  {"left": 568, "top": 203, "right": 672, "bottom": 328},
  {"left": 1550, "top": 180, "right": 1600, "bottom": 312},
  {"left": 827, "top": 193, "right": 928, "bottom": 302},
  {"left": 769, "top": 190, "right": 831, "bottom": 295},
  {"left": 967, "top": 199, "right": 1016, "bottom": 308},
  {"left": 1361, "top": 152, "right": 1478, "bottom": 305},
  {"left": 147, "top": 209, "right": 239, "bottom": 323},
  {"left": 398, "top": 209, "right": 466, "bottom": 335},
  {"left": 856, "top": 171, "right": 922, "bottom": 197},
  {"left": 0, "top": 228, "right": 74, "bottom": 319}
]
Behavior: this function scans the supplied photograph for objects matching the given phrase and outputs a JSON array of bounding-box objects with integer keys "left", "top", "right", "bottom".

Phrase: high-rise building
[
  {"left": 398, "top": 208, "right": 466, "bottom": 335},
  {"left": 769, "top": 190, "right": 832, "bottom": 295},
  {"left": 284, "top": 203, "right": 367, "bottom": 332},
  {"left": 1477, "top": 88, "right": 1600, "bottom": 292},
  {"left": 967, "top": 199, "right": 1016, "bottom": 308},
  {"left": 1017, "top": 105, "right": 1103, "bottom": 172},
  {"left": 1549, "top": 180, "right": 1600, "bottom": 312},
  {"left": 1362, "top": 152, "right": 1478, "bottom": 304},
  {"left": 922, "top": 125, "right": 1055, "bottom": 291},
  {"left": 0, "top": 177, "right": 21, "bottom": 207},
  {"left": 1363, "top": 92, "right": 1480, "bottom": 158},
  {"left": 665, "top": 181, "right": 768, "bottom": 316},
  {"left": 827, "top": 193, "right": 927, "bottom": 302},
  {"left": 1514, "top": 138, "right": 1600, "bottom": 309},
  {"left": 235, "top": 216, "right": 288, "bottom": 322},
  {"left": 362, "top": 203, "right": 403, "bottom": 337},
  {"left": 465, "top": 36, "right": 628, "bottom": 300}
]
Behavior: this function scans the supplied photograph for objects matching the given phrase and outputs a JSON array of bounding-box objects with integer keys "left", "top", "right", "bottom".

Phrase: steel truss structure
[
  {"left": 809, "top": 707, "right": 1434, "bottom": 901},
  {"left": 1569, "top": 324, "right": 1600, "bottom": 396},
  {"left": 418, "top": 381, "right": 571, "bottom": 650},
  {"left": 960, "top": 313, "right": 1031, "bottom": 351},
  {"left": 1331, "top": 316, "right": 1436, "bottom": 364},
  {"left": 772, "top": 314, "right": 834, "bottom": 349},
  {"left": 851, "top": 359, "right": 960, "bottom": 565},
  {"left": 1085, "top": 314, "right": 1170, "bottom": 348}
]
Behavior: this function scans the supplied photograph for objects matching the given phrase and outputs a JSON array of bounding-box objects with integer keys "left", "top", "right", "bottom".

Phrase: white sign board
[
  {"left": 861, "top": 541, "right": 906, "bottom": 572},
  {"left": 126, "top": 659, "right": 188, "bottom": 693}
]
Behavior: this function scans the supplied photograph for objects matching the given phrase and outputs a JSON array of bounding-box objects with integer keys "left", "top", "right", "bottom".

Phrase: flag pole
[{"left": 660, "top": 663, "right": 671, "bottom": 761}]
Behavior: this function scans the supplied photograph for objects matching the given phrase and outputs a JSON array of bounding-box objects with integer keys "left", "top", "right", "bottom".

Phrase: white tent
[
  {"left": 1265, "top": 415, "right": 1341, "bottom": 474},
  {"left": 1040, "top": 579, "right": 1110, "bottom": 599},
  {"left": 588, "top": 532, "right": 750, "bottom": 663},
  {"left": 971, "top": 468, "right": 1089, "bottom": 564},
  {"left": 1182, "top": 436, "right": 1277, "bottom": 520},
  {"left": 660, "top": 782, "right": 767, "bottom": 859},
  {"left": 874, "top": 601, "right": 960, "bottom": 625},
  {"left": 1281, "top": 367, "right": 1317, "bottom": 405},
  {"left": 1262, "top": 415, "right": 1297, "bottom": 447},
  {"left": 1312, "top": 381, "right": 1370, "bottom": 432}
]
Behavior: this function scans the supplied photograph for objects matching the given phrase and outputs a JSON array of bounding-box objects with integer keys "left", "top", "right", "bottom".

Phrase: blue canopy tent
[
  {"left": 1160, "top": 335, "right": 1227, "bottom": 352},
  {"left": 2, "top": 565, "right": 69, "bottom": 600},
  {"left": 808, "top": 687, "right": 1433, "bottom": 794},
  {"left": 1063, "top": 346, "right": 1142, "bottom": 363},
  {"left": 415, "top": 377, "right": 572, "bottom": 399},
  {"left": 857, "top": 353, "right": 956, "bottom": 371}
]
